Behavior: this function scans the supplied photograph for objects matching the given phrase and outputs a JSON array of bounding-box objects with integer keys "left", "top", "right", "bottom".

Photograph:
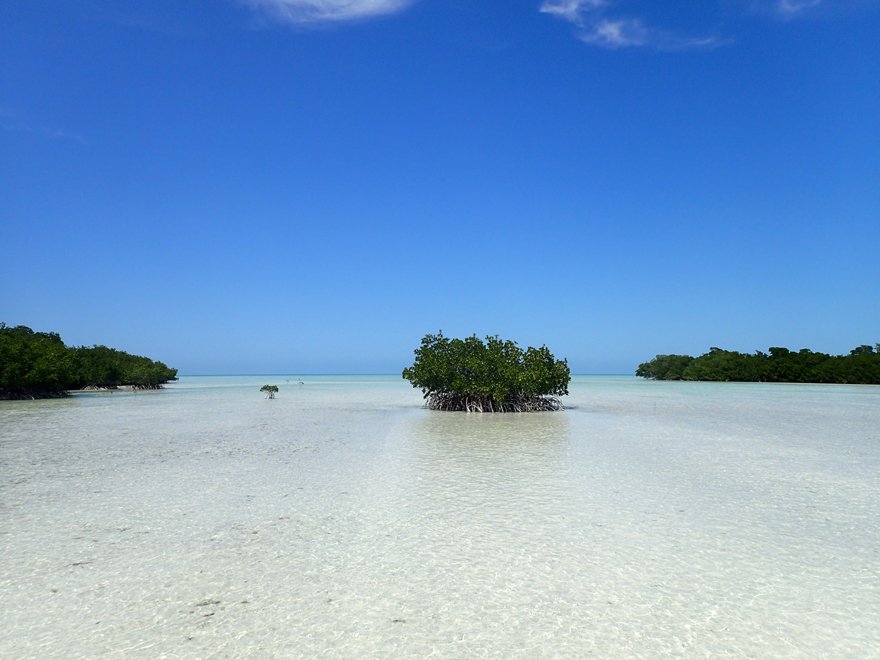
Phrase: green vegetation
[
  {"left": 0, "top": 323, "right": 178, "bottom": 399},
  {"left": 402, "top": 332, "right": 570, "bottom": 412},
  {"left": 636, "top": 344, "right": 880, "bottom": 384},
  {"left": 260, "top": 384, "right": 279, "bottom": 399}
]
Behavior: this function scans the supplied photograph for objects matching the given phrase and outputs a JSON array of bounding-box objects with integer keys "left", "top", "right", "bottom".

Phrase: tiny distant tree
[
  {"left": 260, "top": 384, "right": 279, "bottom": 399},
  {"left": 402, "top": 332, "right": 570, "bottom": 412}
]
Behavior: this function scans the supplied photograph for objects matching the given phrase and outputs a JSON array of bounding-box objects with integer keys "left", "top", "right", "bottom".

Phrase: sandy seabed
[{"left": 1, "top": 375, "right": 879, "bottom": 657}]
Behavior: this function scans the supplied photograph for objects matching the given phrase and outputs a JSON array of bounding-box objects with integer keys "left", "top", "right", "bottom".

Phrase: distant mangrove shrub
[
  {"left": 402, "top": 332, "right": 570, "bottom": 412},
  {"left": 0, "top": 323, "right": 178, "bottom": 399},
  {"left": 636, "top": 344, "right": 880, "bottom": 384},
  {"left": 260, "top": 384, "right": 279, "bottom": 399}
]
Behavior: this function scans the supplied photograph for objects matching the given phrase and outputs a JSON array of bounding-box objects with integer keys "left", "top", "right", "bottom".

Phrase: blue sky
[{"left": 2, "top": 0, "right": 878, "bottom": 374}]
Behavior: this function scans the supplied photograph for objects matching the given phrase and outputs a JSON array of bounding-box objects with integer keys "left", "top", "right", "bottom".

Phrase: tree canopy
[
  {"left": 402, "top": 332, "right": 570, "bottom": 412},
  {"left": 636, "top": 344, "right": 880, "bottom": 384},
  {"left": 0, "top": 323, "right": 178, "bottom": 399}
]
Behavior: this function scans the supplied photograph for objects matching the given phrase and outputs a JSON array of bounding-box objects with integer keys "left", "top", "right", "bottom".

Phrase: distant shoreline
[
  {"left": 75, "top": 384, "right": 164, "bottom": 392},
  {"left": 1, "top": 384, "right": 168, "bottom": 401}
]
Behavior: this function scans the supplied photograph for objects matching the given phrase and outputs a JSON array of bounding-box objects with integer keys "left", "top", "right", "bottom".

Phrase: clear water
[{"left": 1, "top": 376, "right": 878, "bottom": 657}]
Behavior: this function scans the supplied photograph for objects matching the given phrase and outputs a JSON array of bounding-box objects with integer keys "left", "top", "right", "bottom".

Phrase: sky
[{"left": 2, "top": 0, "right": 878, "bottom": 375}]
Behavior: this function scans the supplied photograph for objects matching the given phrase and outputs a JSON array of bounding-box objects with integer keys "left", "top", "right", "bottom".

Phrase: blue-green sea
[{"left": 1, "top": 375, "right": 878, "bottom": 657}]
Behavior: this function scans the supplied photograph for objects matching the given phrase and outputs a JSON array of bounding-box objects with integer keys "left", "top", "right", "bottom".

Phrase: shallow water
[{"left": 1, "top": 376, "right": 879, "bottom": 657}]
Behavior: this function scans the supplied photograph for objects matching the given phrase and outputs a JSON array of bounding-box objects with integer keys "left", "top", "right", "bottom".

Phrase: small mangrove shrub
[
  {"left": 260, "top": 384, "right": 279, "bottom": 399},
  {"left": 402, "top": 332, "right": 570, "bottom": 412}
]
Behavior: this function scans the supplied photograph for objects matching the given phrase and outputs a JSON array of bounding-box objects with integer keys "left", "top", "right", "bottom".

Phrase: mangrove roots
[{"left": 425, "top": 392, "right": 563, "bottom": 413}]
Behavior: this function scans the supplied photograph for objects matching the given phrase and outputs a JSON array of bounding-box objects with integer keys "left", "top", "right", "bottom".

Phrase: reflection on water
[
  {"left": 1, "top": 376, "right": 879, "bottom": 657},
  {"left": 407, "top": 409, "right": 571, "bottom": 483}
]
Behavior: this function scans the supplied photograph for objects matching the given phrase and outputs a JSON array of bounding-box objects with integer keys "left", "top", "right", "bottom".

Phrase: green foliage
[
  {"left": 0, "top": 323, "right": 178, "bottom": 399},
  {"left": 402, "top": 332, "right": 570, "bottom": 412},
  {"left": 636, "top": 344, "right": 880, "bottom": 384},
  {"left": 260, "top": 384, "right": 279, "bottom": 399},
  {"left": 0, "top": 324, "right": 77, "bottom": 397},
  {"left": 635, "top": 354, "right": 694, "bottom": 380},
  {"left": 70, "top": 345, "right": 177, "bottom": 389}
]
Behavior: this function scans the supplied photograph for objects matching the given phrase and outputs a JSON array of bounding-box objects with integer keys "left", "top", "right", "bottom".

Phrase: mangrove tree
[{"left": 402, "top": 332, "right": 570, "bottom": 412}]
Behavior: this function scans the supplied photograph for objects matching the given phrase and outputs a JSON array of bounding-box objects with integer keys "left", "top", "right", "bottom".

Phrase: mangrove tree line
[
  {"left": 636, "top": 344, "right": 880, "bottom": 384},
  {"left": 0, "top": 323, "right": 178, "bottom": 399}
]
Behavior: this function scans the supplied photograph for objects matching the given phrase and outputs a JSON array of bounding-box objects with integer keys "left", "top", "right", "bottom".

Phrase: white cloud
[
  {"left": 579, "top": 18, "right": 648, "bottom": 47},
  {"left": 245, "top": 0, "right": 414, "bottom": 25},
  {"left": 579, "top": 18, "right": 723, "bottom": 50},
  {"left": 538, "top": 0, "right": 606, "bottom": 25},
  {"left": 777, "top": 0, "right": 822, "bottom": 15},
  {"left": 541, "top": 2, "right": 722, "bottom": 51}
]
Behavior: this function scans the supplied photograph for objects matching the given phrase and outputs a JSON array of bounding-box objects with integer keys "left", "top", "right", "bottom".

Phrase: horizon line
[{"left": 175, "top": 372, "right": 634, "bottom": 377}]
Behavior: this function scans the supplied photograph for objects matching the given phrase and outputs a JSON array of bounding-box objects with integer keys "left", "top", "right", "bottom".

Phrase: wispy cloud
[
  {"left": 582, "top": 19, "right": 724, "bottom": 50},
  {"left": 777, "top": 0, "right": 822, "bottom": 16},
  {"left": 244, "top": 0, "right": 415, "bottom": 25},
  {"left": 540, "top": 1, "right": 722, "bottom": 51},
  {"left": 1, "top": 107, "right": 87, "bottom": 145},
  {"left": 579, "top": 18, "right": 648, "bottom": 47},
  {"left": 579, "top": 19, "right": 650, "bottom": 48},
  {"left": 539, "top": 0, "right": 605, "bottom": 25}
]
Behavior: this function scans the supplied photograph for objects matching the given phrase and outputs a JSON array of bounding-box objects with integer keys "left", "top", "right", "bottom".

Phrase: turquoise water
[{"left": 1, "top": 376, "right": 878, "bottom": 657}]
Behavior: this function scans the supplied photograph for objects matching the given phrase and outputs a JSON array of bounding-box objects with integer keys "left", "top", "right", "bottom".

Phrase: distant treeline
[
  {"left": 636, "top": 345, "right": 880, "bottom": 384},
  {"left": 0, "top": 324, "right": 178, "bottom": 399}
]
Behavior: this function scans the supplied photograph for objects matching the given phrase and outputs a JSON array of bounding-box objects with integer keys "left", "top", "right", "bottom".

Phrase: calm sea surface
[{"left": 1, "top": 375, "right": 878, "bottom": 657}]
